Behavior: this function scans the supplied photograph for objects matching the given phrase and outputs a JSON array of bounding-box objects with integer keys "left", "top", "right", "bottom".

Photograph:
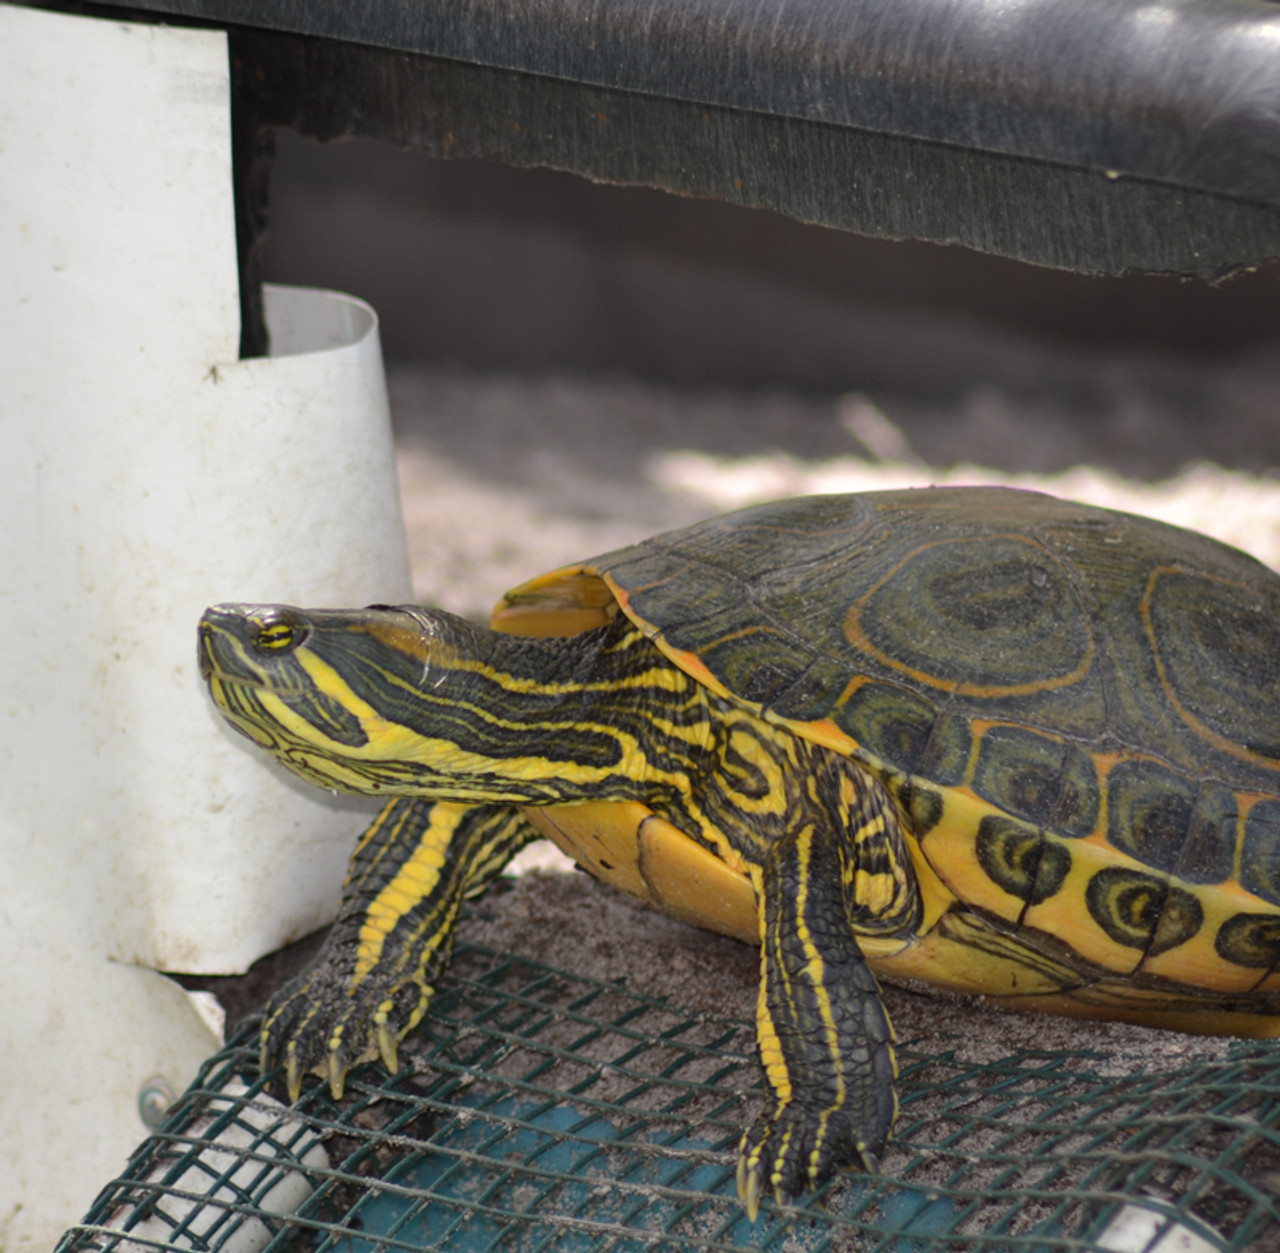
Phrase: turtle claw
[
  {"left": 285, "top": 1049, "right": 303, "bottom": 1105},
  {"left": 737, "top": 1110, "right": 802, "bottom": 1222},
  {"left": 327, "top": 1052, "right": 350, "bottom": 1101},
  {"left": 736, "top": 1152, "right": 759, "bottom": 1224},
  {"left": 377, "top": 1019, "right": 400, "bottom": 1075}
]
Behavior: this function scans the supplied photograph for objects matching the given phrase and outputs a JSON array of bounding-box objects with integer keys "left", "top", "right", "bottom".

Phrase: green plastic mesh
[{"left": 61, "top": 939, "right": 1280, "bottom": 1253}]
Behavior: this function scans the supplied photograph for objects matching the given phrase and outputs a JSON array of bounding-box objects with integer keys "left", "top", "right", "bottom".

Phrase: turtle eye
[{"left": 254, "top": 616, "right": 304, "bottom": 653}]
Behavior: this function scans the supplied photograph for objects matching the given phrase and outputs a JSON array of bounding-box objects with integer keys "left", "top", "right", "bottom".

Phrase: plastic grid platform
[{"left": 62, "top": 941, "right": 1280, "bottom": 1253}]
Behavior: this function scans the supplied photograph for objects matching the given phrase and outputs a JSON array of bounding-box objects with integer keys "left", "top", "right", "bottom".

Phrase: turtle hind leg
[
  {"left": 260, "top": 798, "right": 536, "bottom": 1102},
  {"left": 737, "top": 776, "right": 901, "bottom": 1219}
]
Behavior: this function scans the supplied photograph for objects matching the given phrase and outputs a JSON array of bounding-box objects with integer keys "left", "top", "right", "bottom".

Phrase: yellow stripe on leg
[
  {"left": 751, "top": 865, "right": 793, "bottom": 1107},
  {"left": 353, "top": 802, "right": 467, "bottom": 983},
  {"left": 789, "top": 825, "right": 848, "bottom": 1194}
]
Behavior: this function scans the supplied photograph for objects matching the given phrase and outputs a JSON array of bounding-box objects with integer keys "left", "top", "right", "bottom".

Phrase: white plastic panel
[{"left": 0, "top": 8, "right": 411, "bottom": 1247}]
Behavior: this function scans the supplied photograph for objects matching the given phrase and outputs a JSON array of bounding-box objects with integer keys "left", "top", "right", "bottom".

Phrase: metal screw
[{"left": 138, "top": 1077, "right": 177, "bottom": 1130}]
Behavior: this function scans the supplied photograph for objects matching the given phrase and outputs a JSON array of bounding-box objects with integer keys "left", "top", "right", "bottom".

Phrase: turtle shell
[{"left": 493, "top": 487, "right": 1280, "bottom": 1030}]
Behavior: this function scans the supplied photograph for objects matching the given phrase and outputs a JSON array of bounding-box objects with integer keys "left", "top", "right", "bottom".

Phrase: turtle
[{"left": 198, "top": 486, "right": 1280, "bottom": 1217}]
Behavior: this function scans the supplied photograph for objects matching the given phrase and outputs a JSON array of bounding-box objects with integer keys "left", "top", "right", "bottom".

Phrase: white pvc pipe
[{"left": 0, "top": 8, "right": 411, "bottom": 1246}]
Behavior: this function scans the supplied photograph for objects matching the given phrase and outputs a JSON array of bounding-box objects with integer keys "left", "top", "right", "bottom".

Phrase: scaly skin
[
  {"left": 199, "top": 602, "right": 919, "bottom": 1212},
  {"left": 261, "top": 798, "right": 536, "bottom": 1101}
]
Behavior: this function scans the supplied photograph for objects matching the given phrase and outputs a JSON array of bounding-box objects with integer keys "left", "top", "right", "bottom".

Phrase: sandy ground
[
  {"left": 457, "top": 871, "right": 1234, "bottom": 1075},
  {"left": 390, "top": 363, "right": 1280, "bottom": 625}
]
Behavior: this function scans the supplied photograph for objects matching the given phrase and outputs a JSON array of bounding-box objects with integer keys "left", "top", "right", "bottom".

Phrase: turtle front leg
[
  {"left": 261, "top": 798, "right": 536, "bottom": 1101},
  {"left": 737, "top": 813, "right": 898, "bottom": 1220}
]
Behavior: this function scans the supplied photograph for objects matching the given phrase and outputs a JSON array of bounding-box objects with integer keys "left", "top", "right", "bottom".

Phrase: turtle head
[{"left": 198, "top": 602, "right": 484, "bottom": 795}]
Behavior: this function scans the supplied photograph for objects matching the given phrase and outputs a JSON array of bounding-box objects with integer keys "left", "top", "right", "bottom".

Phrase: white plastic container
[{"left": 0, "top": 8, "right": 411, "bottom": 1247}]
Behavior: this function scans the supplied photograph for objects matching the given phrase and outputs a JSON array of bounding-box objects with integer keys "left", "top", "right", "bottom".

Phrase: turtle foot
[
  {"left": 258, "top": 951, "right": 432, "bottom": 1103},
  {"left": 254, "top": 801, "right": 534, "bottom": 1104},
  {"left": 736, "top": 1098, "right": 885, "bottom": 1222}
]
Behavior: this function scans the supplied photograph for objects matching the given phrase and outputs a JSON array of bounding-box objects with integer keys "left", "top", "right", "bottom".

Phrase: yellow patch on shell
[
  {"left": 1138, "top": 890, "right": 1274, "bottom": 994},
  {"left": 1133, "top": 863, "right": 1280, "bottom": 993},
  {"left": 913, "top": 788, "right": 1028, "bottom": 929},
  {"left": 522, "top": 800, "right": 761, "bottom": 944},
  {"left": 864, "top": 918, "right": 1074, "bottom": 998},
  {"left": 490, "top": 564, "right": 618, "bottom": 637},
  {"left": 1019, "top": 837, "right": 1155, "bottom": 975}
]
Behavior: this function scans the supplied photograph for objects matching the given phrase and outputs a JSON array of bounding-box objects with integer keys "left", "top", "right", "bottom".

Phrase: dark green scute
[
  {"left": 972, "top": 726, "right": 1099, "bottom": 837},
  {"left": 1105, "top": 760, "right": 1199, "bottom": 875},
  {"left": 835, "top": 682, "right": 938, "bottom": 775},
  {"left": 976, "top": 817, "right": 1071, "bottom": 905},
  {"left": 1214, "top": 913, "right": 1280, "bottom": 969},
  {"left": 914, "top": 710, "right": 973, "bottom": 786},
  {"left": 1175, "top": 786, "right": 1239, "bottom": 885},
  {"left": 661, "top": 493, "right": 879, "bottom": 582},
  {"left": 609, "top": 493, "right": 879, "bottom": 596},
  {"left": 1242, "top": 801, "right": 1280, "bottom": 906},
  {"left": 1146, "top": 569, "right": 1280, "bottom": 763},
  {"left": 613, "top": 551, "right": 834, "bottom": 715},
  {"left": 901, "top": 781, "right": 945, "bottom": 836},
  {"left": 1085, "top": 867, "right": 1203, "bottom": 956},
  {"left": 613, "top": 554, "right": 739, "bottom": 636},
  {"left": 692, "top": 624, "right": 817, "bottom": 708},
  {"left": 854, "top": 537, "right": 1092, "bottom": 690},
  {"left": 768, "top": 654, "right": 860, "bottom": 725}
]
